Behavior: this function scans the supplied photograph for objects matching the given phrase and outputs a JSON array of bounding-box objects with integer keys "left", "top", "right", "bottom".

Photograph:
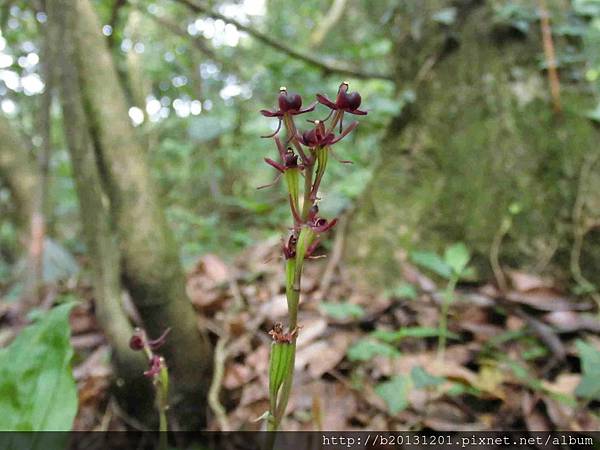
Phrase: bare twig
[
  {"left": 208, "top": 334, "right": 231, "bottom": 431},
  {"left": 490, "top": 217, "right": 511, "bottom": 293},
  {"left": 309, "top": 0, "right": 347, "bottom": 48},
  {"left": 537, "top": 0, "right": 562, "bottom": 114},
  {"left": 139, "top": 8, "right": 217, "bottom": 60},
  {"left": 172, "top": 0, "right": 393, "bottom": 81}
]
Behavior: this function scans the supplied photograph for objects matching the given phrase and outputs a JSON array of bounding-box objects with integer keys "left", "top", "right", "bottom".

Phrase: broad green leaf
[
  {"left": 410, "top": 250, "right": 452, "bottom": 279},
  {"left": 444, "top": 242, "right": 470, "bottom": 275},
  {"left": 411, "top": 366, "right": 444, "bottom": 389},
  {"left": 375, "top": 375, "right": 412, "bottom": 414},
  {"left": 347, "top": 339, "right": 400, "bottom": 362},
  {"left": 320, "top": 302, "right": 365, "bottom": 321},
  {"left": 0, "top": 302, "right": 77, "bottom": 431},
  {"left": 575, "top": 340, "right": 600, "bottom": 399}
]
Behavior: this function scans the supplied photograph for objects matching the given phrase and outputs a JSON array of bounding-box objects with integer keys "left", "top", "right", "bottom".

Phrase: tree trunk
[
  {"left": 48, "top": 0, "right": 213, "bottom": 426},
  {"left": 345, "top": 0, "right": 599, "bottom": 290},
  {"left": 46, "top": 0, "right": 151, "bottom": 415},
  {"left": 0, "top": 115, "right": 37, "bottom": 230}
]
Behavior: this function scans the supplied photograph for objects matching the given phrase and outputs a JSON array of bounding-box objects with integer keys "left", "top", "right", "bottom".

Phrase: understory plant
[
  {"left": 259, "top": 82, "right": 367, "bottom": 430},
  {"left": 130, "top": 327, "right": 171, "bottom": 449},
  {"left": 410, "top": 243, "right": 472, "bottom": 361}
]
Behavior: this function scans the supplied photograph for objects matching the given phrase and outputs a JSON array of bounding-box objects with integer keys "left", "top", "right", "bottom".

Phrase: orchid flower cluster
[{"left": 259, "top": 82, "right": 366, "bottom": 431}]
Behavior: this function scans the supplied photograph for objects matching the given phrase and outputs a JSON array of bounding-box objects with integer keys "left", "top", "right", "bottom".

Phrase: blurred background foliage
[
  {"left": 0, "top": 0, "right": 403, "bottom": 272},
  {"left": 0, "top": 0, "right": 599, "bottom": 276}
]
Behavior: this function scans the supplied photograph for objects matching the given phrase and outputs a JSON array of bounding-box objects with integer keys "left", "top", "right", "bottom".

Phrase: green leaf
[
  {"left": 375, "top": 375, "right": 412, "bottom": 414},
  {"left": 432, "top": 7, "right": 457, "bottom": 25},
  {"left": 320, "top": 302, "right": 365, "bottom": 321},
  {"left": 0, "top": 302, "right": 78, "bottom": 431},
  {"left": 347, "top": 339, "right": 400, "bottom": 362},
  {"left": 268, "top": 342, "right": 295, "bottom": 408},
  {"left": 585, "top": 103, "right": 600, "bottom": 123},
  {"left": 410, "top": 250, "right": 452, "bottom": 279},
  {"left": 573, "top": 0, "right": 600, "bottom": 16},
  {"left": 411, "top": 366, "right": 444, "bottom": 389},
  {"left": 385, "top": 283, "right": 417, "bottom": 300},
  {"left": 575, "top": 340, "right": 600, "bottom": 400},
  {"left": 444, "top": 242, "right": 470, "bottom": 276},
  {"left": 371, "top": 326, "right": 460, "bottom": 343}
]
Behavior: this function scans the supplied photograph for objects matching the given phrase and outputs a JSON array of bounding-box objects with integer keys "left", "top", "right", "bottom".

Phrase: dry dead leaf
[
  {"left": 505, "top": 288, "right": 581, "bottom": 311},
  {"left": 542, "top": 311, "right": 600, "bottom": 333},
  {"left": 193, "top": 254, "right": 230, "bottom": 285},
  {"left": 224, "top": 362, "right": 255, "bottom": 390},
  {"left": 541, "top": 373, "right": 580, "bottom": 396},
  {"left": 507, "top": 270, "right": 554, "bottom": 292}
]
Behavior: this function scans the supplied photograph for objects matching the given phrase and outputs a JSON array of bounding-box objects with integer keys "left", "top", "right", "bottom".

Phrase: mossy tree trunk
[
  {"left": 346, "top": 0, "right": 600, "bottom": 290},
  {"left": 47, "top": 0, "right": 213, "bottom": 427}
]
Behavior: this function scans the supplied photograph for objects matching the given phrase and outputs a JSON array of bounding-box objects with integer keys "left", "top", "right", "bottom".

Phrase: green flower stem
[
  {"left": 437, "top": 275, "right": 458, "bottom": 362},
  {"left": 301, "top": 161, "right": 314, "bottom": 219},
  {"left": 156, "top": 363, "right": 169, "bottom": 450}
]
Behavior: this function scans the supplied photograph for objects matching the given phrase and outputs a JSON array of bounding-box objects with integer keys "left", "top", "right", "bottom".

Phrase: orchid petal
[
  {"left": 260, "top": 109, "right": 283, "bottom": 117},
  {"left": 261, "top": 118, "right": 283, "bottom": 138},
  {"left": 294, "top": 101, "right": 317, "bottom": 115},
  {"left": 316, "top": 94, "right": 337, "bottom": 109},
  {"left": 331, "top": 121, "right": 358, "bottom": 144},
  {"left": 348, "top": 108, "right": 368, "bottom": 116},
  {"left": 264, "top": 157, "right": 286, "bottom": 173},
  {"left": 312, "top": 217, "right": 338, "bottom": 233},
  {"left": 257, "top": 172, "right": 283, "bottom": 190}
]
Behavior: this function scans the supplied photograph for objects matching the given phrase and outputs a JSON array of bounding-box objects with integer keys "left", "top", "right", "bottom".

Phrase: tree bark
[
  {"left": 345, "top": 0, "right": 599, "bottom": 289},
  {"left": 46, "top": 0, "right": 151, "bottom": 414},
  {"left": 0, "top": 115, "right": 37, "bottom": 230},
  {"left": 49, "top": 0, "right": 213, "bottom": 426}
]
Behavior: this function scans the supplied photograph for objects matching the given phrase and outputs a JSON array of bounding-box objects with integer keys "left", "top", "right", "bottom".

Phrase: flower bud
[
  {"left": 278, "top": 88, "right": 302, "bottom": 113},
  {"left": 129, "top": 328, "right": 145, "bottom": 351}
]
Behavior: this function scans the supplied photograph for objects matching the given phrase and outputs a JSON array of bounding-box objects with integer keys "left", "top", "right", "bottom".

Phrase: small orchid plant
[
  {"left": 259, "top": 82, "right": 366, "bottom": 431},
  {"left": 130, "top": 327, "right": 171, "bottom": 447}
]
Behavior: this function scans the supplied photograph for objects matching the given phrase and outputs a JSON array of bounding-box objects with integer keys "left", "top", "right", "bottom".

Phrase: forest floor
[{"left": 24, "top": 237, "right": 600, "bottom": 432}]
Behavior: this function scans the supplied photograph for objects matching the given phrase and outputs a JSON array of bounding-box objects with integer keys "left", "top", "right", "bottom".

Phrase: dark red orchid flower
[
  {"left": 259, "top": 137, "right": 302, "bottom": 190},
  {"left": 129, "top": 329, "right": 145, "bottom": 351},
  {"left": 282, "top": 233, "right": 297, "bottom": 259},
  {"left": 316, "top": 82, "right": 367, "bottom": 116},
  {"left": 297, "top": 120, "right": 358, "bottom": 148},
  {"left": 144, "top": 355, "right": 164, "bottom": 378},
  {"left": 260, "top": 87, "right": 316, "bottom": 138},
  {"left": 264, "top": 150, "right": 299, "bottom": 174},
  {"left": 129, "top": 327, "right": 171, "bottom": 352},
  {"left": 306, "top": 205, "right": 338, "bottom": 234}
]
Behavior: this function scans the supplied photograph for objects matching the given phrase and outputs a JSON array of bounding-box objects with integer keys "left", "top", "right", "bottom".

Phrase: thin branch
[
  {"left": 107, "top": 0, "right": 128, "bottom": 48},
  {"left": 537, "top": 0, "right": 562, "bottom": 114},
  {"left": 172, "top": 0, "right": 393, "bottom": 81},
  {"left": 309, "top": 0, "right": 347, "bottom": 48},
  {"left": 138, "top": 7, "right": 217, "bottom": 60}
]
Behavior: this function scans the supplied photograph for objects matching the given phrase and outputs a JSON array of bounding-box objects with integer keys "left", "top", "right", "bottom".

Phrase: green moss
[{"left": 346, "top": 5, "right": 599, "bottom": 289}]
